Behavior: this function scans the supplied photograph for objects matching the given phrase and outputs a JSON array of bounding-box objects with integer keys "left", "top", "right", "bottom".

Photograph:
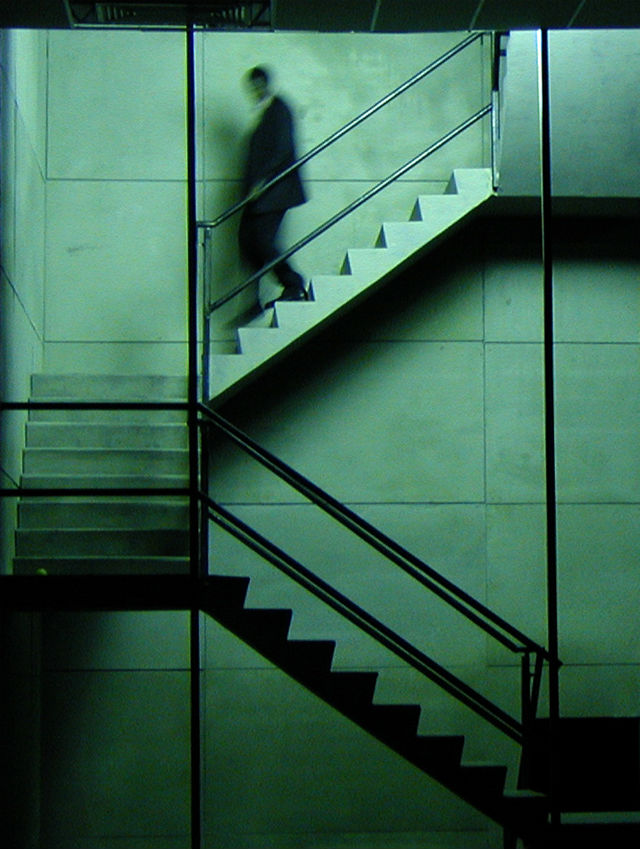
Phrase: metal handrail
[
  {"left": 206, "top": 495, "right": 523, "bottom": 742},
  {"left": 199, "top": 403, "right": 553, "bottom": 663},
  {"left": 197, "top": 31, "right": 485, "bottom": 232},
  {"left": 205, "top": 104, "right": 492, "bottom": 315}
]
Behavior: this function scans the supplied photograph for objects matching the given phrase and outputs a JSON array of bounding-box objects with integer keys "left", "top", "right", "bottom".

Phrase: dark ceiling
[{"left": 2, "top": 0, "right": 640, "bottom": 30}]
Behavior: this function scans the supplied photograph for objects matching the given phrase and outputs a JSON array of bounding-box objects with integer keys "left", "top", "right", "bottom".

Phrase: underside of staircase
[{"left": 209, "top": 167, "right": 494, "bottom": 404}]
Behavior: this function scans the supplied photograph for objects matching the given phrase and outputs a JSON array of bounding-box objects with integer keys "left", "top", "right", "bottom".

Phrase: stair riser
[
  {"left": 14, "top": 557, "right": 190, "bottom": 575},
  {"left": 15, "top": 530, "right": 189, "bottom": 557},
  {"left": 18, "top": 500, "right": 189, "bottom": 530},
  {"left": 342, "top": 248, "right": 408, "bottom": 278},
  {"left": 31, "top": 374, "right": 187, "bottom": 400},
  {"left": 22, "top": 450, "right": 188, "bottom": 476},
  {"left": 28, "top": 409, "right": 187, "bottom": 424},
  {"left": 21, "top": 475, "right": 188, "bottom": 489},
  {"left": 25, "top": 424, "right": 188, "bottom": 450}
]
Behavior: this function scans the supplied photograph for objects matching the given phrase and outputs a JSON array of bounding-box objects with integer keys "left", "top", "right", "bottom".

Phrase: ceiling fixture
[{"left": 64, "top": 1, "right": 272, "bottom": 28}]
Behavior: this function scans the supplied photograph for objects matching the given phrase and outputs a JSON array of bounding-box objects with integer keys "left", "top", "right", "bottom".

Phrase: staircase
[
  {"left": 202, "top": 574, "right": 547, "bottom": 841},
  {"left": 209, "top": 168, "right": 493, "bottom": 403},
  {"left": 13, "top": 371, "right": 640, "bottom": 846},
  {"left": 14, "top": 374, "right": 190, "bottom": 575}
]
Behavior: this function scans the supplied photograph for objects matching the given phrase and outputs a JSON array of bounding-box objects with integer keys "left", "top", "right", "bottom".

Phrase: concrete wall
[
  {"left": 500, "top": 29, "right": 640, "bottom": 196},
  {"left": 6, "top": 26, "right": 640, "bottom": 849},
  {"left": 204, "top": 213, "right": 640, "bottom": 848},
  {"left": 38, "top": 611, "right": 191, "bottom": 849},
  {"left": 43, "top": 28, "right": 189, "bottom": 375},
  {"left": 0, "top": 29, "right": 47, "bottom": 572},
  {"left": 42, "top": 28, "right": 490, "bottom": 368}
]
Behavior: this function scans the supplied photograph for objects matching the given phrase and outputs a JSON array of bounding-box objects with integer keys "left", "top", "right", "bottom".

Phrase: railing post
[
  {"left": 490, "top": 31, "right": 505, "bottom": 191},
  {"left": 186, "top": 20, "right": 202, "bottom": 849},
  {"left": 202, "top": 227, "right": 212, "bottom": 402},
  {"left": 538, "top": 26, "right": 561, "bottom": 830},
  {"left": 519, "top": 651, "right": 534, "bottom": 789}
]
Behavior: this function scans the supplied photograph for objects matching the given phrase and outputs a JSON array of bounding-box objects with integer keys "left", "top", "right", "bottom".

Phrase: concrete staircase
[
  {"left": 14, "top": 374, "right": 190, "bottom": 575},
  {"left": 209, "top": 168, "right": 493, "bottom": 403}
]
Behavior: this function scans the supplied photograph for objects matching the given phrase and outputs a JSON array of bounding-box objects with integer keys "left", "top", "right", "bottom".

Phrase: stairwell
[{"left": 11, "top": 181, "right": 640, "bottom": 847}]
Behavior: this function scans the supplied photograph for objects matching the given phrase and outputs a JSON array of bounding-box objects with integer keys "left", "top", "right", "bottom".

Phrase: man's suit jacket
[{"left": 244, "top": 95, "right": 307, "bottom": 214}]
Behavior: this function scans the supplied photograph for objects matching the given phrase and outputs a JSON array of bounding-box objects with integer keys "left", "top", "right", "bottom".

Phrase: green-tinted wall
[
  {"left": 0, "top": 29, "right": 47, "bottom": 572},
  {"left": 2, "top": 25, "right": 639, "bottom": 849}
]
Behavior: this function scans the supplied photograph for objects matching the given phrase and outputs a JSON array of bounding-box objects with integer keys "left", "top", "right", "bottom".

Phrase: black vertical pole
[
  {"left": 186, "top": 21, "right": 202, "bottom": 849},
  {"left": 538, "top": 27, "right": 561, "bottom": 829}
]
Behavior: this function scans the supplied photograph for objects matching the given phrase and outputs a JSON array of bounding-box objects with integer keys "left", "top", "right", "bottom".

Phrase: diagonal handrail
[
  {"left": 205, "top": 104, "right": 491, "bottom": 315},
  {"left": 197, "top": 31, "right": 485, "bottom": 232},
  {"left": 199, "top": 403, "right": 553, "bottom": 663},
  {"left": 205, "top": 494, "right": 523, "bottom": 742}
]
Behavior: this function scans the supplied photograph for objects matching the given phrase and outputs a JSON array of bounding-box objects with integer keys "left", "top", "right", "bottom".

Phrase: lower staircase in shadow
[{"left": 202, "top": 574, "right": 549, "bottom": 845}]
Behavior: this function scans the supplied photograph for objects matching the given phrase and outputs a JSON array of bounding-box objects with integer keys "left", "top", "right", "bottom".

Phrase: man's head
[{"left": 245, "top": 65, "right": 271, "bottom": 104}]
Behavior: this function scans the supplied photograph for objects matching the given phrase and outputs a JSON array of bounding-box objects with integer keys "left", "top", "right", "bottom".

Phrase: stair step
[
  {"left": 237, "top": 325, "right": 299, "bottom": 357},
  {"left": 21, "top": 474, "right": 188, "bottom": 490},
  {"left": 318, "top": 670, "right": 379, "bottom": 711},
  {"left": 364, "top": 703, "right": 421, "bottom": 740},
  {"left": 342, "top": 246, "right": 409, "bottom": 279},
  {"left": 280, "top": 639, "right": 336, "bottom": 676},
  {"left": 14, "top": 556, "right": 190, "bottom": 575},
  {"left": 22, "top": 448, "right": 188, "bottom": 476},
  {"left": 203, "top": 575, "right": 251, "bottom": 610},
  {"left": 15, "top": 528, "right": 189, "bottom": 557},
  {"left": 221, "top": 608, "right": 293, "bottom": 649},
  {"left": 411, "top": 734, "right": 466, "bottom": 769},
  {"left": 377, "top": 220, "right": 439, "bottom": 250},
  {"left": 412, "top": 193, "right": 480, "bottom": 229},
  {"left": 28, "top": 406, "right": 186, "bottom": 424},
  {"left": 307, "top": 274, "right": 364, "bottom": 310},
  {"left": 446, "top": 167, "right": 493, "bottom": 198},
  {"left": 30, "top": 374, "right": 188, "bottom": 400},
  {"left": 270, "top": 299, "right": 321, "bottom": 331},
  {"left": 17, "top": 499, "right": 189, "bottom": 529},
  {"left": 25, "top": 422, "right": 188, "bottom": 449}
]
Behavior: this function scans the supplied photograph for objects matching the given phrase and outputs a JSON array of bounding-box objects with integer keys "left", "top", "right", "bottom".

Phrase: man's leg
[{"left": 239, "top": 209, "right": 306, "bottom": 303}]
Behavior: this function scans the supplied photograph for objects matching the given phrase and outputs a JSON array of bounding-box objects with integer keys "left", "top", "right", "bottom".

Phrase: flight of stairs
[
  {"left": 14, "top": 374, "right": 190, "bottom": 576},
  {"left": 202, "top": 574, "right": 548, "bottom": 841},
  {"left": 209, "top": 167, "right": 493, "bottom": 403}
]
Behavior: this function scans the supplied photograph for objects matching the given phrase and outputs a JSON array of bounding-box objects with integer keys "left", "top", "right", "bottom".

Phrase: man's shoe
[{"left": 264, "top": 287, "right": 309, "bottom": 309}]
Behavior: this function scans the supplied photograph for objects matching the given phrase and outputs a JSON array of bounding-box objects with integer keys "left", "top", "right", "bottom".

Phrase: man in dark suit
[{"left": 239, "top": 66, "right": 308, "bottom": 309}]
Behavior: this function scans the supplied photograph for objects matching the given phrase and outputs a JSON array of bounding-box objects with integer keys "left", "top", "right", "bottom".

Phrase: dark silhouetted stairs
[{"left": 202, "top": 574, "right": 549, "bottom": 841}]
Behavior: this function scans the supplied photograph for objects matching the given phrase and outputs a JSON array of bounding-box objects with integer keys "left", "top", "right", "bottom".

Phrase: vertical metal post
[
  {"left": 518, "top": 651, "right": 532, "bottom": 790},
  {"left": 202, "top": 229, "right": 211, "bottom": 402},
  {"left": 186, "top": 21, "right": 202, "bottom": 849},
  {"left": 490, "top": 31, "right": 502, "bottom": 191},
  {"left": 538, "top": 27, "right": 561, "bottom": 828}
]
